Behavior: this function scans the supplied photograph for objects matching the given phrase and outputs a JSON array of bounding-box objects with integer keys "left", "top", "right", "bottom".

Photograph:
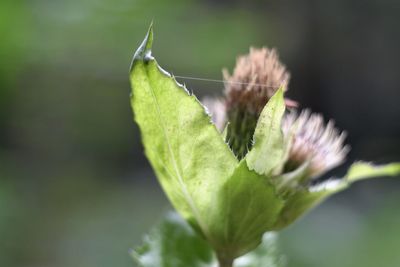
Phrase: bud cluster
[
  {"left": 205, "top": 47, "right": 349, "bottom": 183},
  {"left": 131, "top": 26, "right": 400, "bottom": 267}
]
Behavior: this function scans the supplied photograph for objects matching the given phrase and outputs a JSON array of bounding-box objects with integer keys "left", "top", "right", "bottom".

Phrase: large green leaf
[
  {"left": 214, "top": 161, "right": 284, "bottom": 258},
  {"left": 129, "top": 25, "right": 238, "bottom": 244},
  {"left": 132, "top": 212, "right": 286, "bottom": 267},
  {"left": 246, "top": 88, "right": 285, "bottom": 176}
]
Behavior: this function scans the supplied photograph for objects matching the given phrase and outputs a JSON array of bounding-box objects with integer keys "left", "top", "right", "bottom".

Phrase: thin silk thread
[{"left": 173, "top": 75, "right": 283, "bottom": 89}]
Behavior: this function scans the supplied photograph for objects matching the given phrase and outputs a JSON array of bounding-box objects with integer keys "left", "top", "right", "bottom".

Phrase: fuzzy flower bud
[
  {"left": 224, "top": 47, "right": 290, "bottom": 116},
  {"left": 222, "top": 47, "right": 291, "bottom": 159},
  {"left": 281, "top": 110, "right": 350, "bottom": 181}
]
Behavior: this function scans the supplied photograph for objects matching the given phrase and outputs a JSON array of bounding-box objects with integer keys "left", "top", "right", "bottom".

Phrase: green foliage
[
  {"left": 235, "top": 232, "right": 285, "bottom": 267},
  {"left": 271, "top": 180, "right": 346, "bottom": 230},
  {"left": 132, "top": 212, "right": 285, "bottom": 267},
  {"left": 130, "top": 24, "right": 238, "bottom": 249},
  {"left": 215, "top": 161, "right": 284, "bottom": 258},
  {"left": 245, "top": 88, "right": 285, "bottom": 176},
  {"left": 346, "top": 162, "right": 400, "bottom": 182},
  {"left": 131, "top": 212, "right": 214, "bottom": 267},
  {"left": 130, "top": 24, "right": 400, "bottom": 265},
  {"left": 130, "top": 25, "right": 288, "bottom": 260},
  {"left": 273, "top": 161, "right": 400, "bottom": 230}
]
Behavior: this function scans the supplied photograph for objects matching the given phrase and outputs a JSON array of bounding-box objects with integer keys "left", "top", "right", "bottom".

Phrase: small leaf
[
  {"left": 272, "top": 161, "right": 400, "bottom": 230},
  {"left": 272, "top": 179, "right": 347, "bottom": 230},
  {"left": 132, "top": 212, "right": 286, "bottom": 267},
  {"left": 235, "top": 233, "right": 286, "bottom": 267},
  {"left": 346, "top": 161, "right": 400, "bottom": 182},
  {"left": 130, "top": 24, "right": 238, "bottom": 244},
  {"left": 246, "top": 87, "right": 286, "bottom": 176},
  {"left": 131, "top": 212, "right": 215, "bottom": 267}
]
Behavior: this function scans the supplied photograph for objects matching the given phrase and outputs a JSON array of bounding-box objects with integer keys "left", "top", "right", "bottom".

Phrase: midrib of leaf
[{"left": 145, "top": 66, "right": 212, "bottom": 242}]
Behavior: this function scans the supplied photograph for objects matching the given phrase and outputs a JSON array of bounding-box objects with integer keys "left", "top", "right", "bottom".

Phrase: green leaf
[
  {"left": 272, "top": 161, "right": 400, "bottom": 230},
  {"left": 346, "top": 161, "right": 400, "bottom": 182},
  {"left": 132, "top": 212, "right": 286, "bottom": 267},
  {"left": 131, "top": 212, "right": 215, "bottom": 267},
  {"left": 246, "top": 88, "right": 286, "bottom": 176},
  {"left": 235, "top": 233, "right": 286, "bottom": 267},
  {"left": 129, "top": 24, "right": 238, "bottom": 244},
  {"left": 272, "top": 179, "right": 347, "bottom": 230},
  {"left": 213, "top": 161, "right": 284, "bottom": 258}
]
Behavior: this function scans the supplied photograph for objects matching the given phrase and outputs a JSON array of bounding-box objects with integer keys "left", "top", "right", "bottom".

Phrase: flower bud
[
  {"left": 224, "top": 47, "right": 290, "bottom": 116},
  {"left": 281, "top": 110, "right": 350, "bottom": 181},
  {"left": 223, "top": 47, "right": 290, "bottom": 159}
]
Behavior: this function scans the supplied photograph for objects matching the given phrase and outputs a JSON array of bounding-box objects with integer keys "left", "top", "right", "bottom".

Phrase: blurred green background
[{"left": 1, "top": 0, "right": 399, "bottom": 266}]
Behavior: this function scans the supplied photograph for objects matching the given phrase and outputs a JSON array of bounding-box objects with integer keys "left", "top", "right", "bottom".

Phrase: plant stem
[{"left": 217, "top": 255, "right": 234, "bottom": 267}]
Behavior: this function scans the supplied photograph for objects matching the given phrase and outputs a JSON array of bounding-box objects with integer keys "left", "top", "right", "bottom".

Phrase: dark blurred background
[{"left": 1, "top": 0, "right": 399, "bottom": 266}]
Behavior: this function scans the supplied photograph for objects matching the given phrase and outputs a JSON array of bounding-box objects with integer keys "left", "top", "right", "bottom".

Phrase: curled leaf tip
[{"left": 130, "top": 22, "right": 154, "bottom": 72}]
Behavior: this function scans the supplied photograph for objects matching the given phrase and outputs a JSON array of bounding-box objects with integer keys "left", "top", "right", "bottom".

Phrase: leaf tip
[
  {"left": 274, "top": 85, "right": 285, "bottom": 100},
  {"left": 346, "top": 161, "right": 400, "bottom": 182},
  {"left": 130, "top": 22, "right": 154, "bottom": 72}
]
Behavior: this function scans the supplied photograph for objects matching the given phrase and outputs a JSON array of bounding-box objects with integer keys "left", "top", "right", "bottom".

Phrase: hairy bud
[
  {"left": 223, "top": 47, "right": 290, "bottom": 159},
  {"left": 282, "top": 110, "right": 350, "bottom": 180},
  {"left": 224, "top": 47, "right": 290, "bottom": 116}
]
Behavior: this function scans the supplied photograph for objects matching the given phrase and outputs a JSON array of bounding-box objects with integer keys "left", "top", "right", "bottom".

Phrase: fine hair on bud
[
  {"left": 282, "top": 110, "right": 350, "bottom": 179},
  {"left": 223, "top": 47, "right": 290, "bottom": 116}
]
